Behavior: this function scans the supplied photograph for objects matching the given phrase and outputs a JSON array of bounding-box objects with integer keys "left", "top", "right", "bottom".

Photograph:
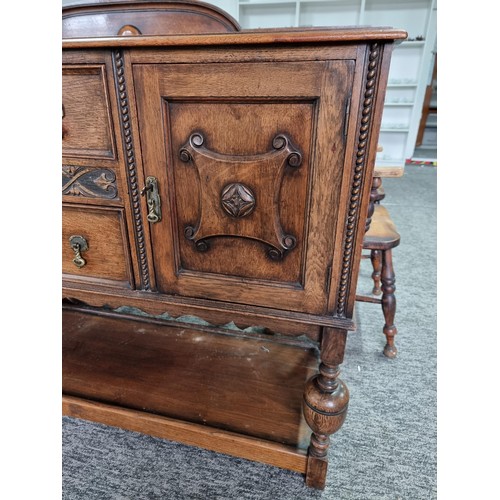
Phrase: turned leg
[
  {"left": 365, "top": 176, "right": 382, "bottom": 233},
  {"left": 381, "top": 249, "right": 398, "bottom": 358},
  {"left": 370, "top": 249, "right": 382, "bottom": 296},
  {"left": 303, "top": 328, "right": 349, "bottom": 489}
]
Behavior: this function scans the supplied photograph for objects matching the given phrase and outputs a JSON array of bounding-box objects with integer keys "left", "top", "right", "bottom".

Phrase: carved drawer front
[
  {"left": 134, "top": 59, "right": 354, "bottom": 314},
  {"left": 62, "top": 64, "right": 116, "bottom": 160},
  {"left": 62, "top": 165, "right": 120, "bottom": 203},
  {"left": 62, "top": 205, "right": 134, "bottom": 288}
]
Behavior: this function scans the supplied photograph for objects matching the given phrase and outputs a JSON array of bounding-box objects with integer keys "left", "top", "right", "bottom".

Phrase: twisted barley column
[
  {"left": 113, "top": 50, "right": 151, "bottom": 290},
  {"left": 337, "top": 43, "right": 380, "bottom": 316}
]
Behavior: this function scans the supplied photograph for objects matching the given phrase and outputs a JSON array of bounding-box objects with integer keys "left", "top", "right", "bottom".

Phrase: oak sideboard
[{"left": 62, "top": 0, "right": 406, "bottom": 489}]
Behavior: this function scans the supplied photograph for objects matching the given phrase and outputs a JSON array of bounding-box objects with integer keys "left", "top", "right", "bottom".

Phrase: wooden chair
[{"left": 356, "top": 176, "right": 400, "bottom": 358}]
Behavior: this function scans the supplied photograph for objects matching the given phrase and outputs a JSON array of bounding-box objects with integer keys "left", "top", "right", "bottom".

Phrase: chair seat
[{"left": 364, "top": 205, "right": 400, "bottom": 250}]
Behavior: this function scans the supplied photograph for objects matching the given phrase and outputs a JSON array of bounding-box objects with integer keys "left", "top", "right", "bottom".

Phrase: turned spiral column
[{"left": 303, "top": 328, "right": 349, "bottom": 489}]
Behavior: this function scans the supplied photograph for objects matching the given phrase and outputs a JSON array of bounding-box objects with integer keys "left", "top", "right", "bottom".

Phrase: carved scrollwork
[
  {"left": 178, "top": 132, "right": 302, "bottom": 260},
  {"left": 62, "top": 165, "right": 118, "bottom": 199},
  {"left": 272, "top": 135, "right": 302, "bottom": 168},
  {"left": 179, "top": 132, "right": 204, "bottom": 162}
]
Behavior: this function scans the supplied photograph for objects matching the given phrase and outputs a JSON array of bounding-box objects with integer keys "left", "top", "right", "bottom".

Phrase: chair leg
[
  {"left": 370, "top": 249, "right": 382, "bottom": 295},
  {"left": 381, "top": 248, "right": 398, "bottom": 358}
]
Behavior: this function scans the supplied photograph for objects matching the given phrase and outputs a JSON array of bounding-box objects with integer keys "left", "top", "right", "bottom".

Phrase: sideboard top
[
  {"left": 63, "top": 0, "right": 406, "bottom": 47},
  {"left": 63, "top": 27, "right": 407, "bottom": 49}
]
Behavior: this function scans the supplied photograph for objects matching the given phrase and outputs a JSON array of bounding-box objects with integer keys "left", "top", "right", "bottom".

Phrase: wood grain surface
[{"left": 63, "top": 309, "right": 317, "bottom": 448}]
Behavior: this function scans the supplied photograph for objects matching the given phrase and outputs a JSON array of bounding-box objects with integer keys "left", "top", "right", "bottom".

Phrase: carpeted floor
[{"left": 62, "top": 164, "right": 437, "bottom": 499}]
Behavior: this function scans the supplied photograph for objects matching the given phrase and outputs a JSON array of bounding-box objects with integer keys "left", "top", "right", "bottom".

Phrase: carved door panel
[{"left": 134, "top": 60, "right": 354, "bottom": 314}]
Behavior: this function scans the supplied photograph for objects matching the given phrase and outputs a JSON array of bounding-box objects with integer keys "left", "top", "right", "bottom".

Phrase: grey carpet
[{"left": 63, "top": 164, "right": 437, "bottom": 499}]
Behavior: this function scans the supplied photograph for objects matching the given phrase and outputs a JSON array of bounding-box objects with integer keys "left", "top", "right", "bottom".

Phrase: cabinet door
[{"left": 133, "top": 60, "right": 353, "bottom": 314}]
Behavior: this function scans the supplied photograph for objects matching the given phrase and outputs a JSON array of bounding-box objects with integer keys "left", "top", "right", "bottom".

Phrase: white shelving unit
[{"left": 208, "top": 0, "right": 437, "bottom": 167}]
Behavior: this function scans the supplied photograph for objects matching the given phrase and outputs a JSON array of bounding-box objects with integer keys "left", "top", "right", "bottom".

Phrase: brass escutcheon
[{"left": 141, "top": 176, "right": 162, "bottom": 223}]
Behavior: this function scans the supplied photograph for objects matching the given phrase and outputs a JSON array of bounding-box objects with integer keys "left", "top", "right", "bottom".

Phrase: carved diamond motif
[{"left": 221, "top": 183, "right": 256, "bottom": 218}]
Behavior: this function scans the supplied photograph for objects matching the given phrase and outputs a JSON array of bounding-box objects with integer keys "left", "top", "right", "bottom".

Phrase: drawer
[
  {"left": 62, "top": 205, "right": 134, "bottom": 288},
  {"left": 62, "top": 64, "right": 116, "bottom": 160}
]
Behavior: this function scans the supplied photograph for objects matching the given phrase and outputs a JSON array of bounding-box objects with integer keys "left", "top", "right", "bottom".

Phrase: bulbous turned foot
[
  {"left": 303, "top": 375, "right": 349, "bottom": 439},
  {"left": 303, "top": 363, "right": 350, "bottom": 489},
  {"left": 383, "top": 343, "right": 397, "bottom": 358},
  {"left": 382, "top": 323, "right": 398, "bottom": 358}
]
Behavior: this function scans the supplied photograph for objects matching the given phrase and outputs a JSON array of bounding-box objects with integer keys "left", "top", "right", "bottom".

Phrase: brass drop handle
[
  {"left": 141, "top": 176, "right": 162, "bottom": 223},
  {"left": 69, "top": 235, "right": 88, "bottom": 268}
]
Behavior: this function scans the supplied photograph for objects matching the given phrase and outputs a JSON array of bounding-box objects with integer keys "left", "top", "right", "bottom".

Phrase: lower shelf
[{"left": 62, "top": 307, "right": 319, "bottom": 472}]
